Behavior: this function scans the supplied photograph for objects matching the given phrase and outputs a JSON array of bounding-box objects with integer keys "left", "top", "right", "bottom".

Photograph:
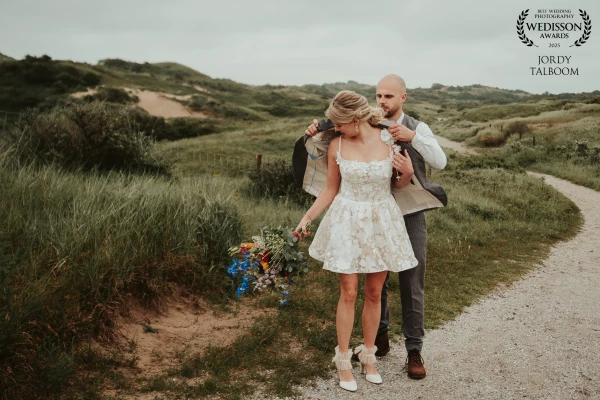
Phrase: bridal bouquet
[{"left": 227, "top": 224, "right": 311, "bottom": 306}]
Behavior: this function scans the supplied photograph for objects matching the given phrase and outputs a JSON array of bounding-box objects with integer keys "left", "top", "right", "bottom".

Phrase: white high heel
[
  {"left": 355, "top": 345, "right": 382, "bottom": 384},
  {"left": 332, "top": 345, "right": 357, "bottom": 392}
]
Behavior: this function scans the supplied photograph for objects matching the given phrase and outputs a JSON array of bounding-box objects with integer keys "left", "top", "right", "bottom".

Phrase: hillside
[
  {"left": 0, "top": 52, "right": 15, "bottom": 62},
  {"left": 2, "top": 54, "right": 599, "bottom": 144},
  {"left": 4, "top": 54, "right": 591, "bottom": 119}
]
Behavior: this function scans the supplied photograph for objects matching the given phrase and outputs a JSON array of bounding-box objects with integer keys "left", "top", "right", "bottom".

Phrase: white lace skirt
[{"left": 308, "top": 194, "right": 418, "bottom": 274}]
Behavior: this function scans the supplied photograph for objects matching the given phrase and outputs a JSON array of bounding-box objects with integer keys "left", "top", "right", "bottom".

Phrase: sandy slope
[{"left": 71, "top": 87, "right": 208, "bottom": 119}]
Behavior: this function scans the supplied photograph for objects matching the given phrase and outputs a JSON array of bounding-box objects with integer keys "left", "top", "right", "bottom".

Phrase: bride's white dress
[{"left": 308, "top": 135, "right": 418, "bottom": 274}]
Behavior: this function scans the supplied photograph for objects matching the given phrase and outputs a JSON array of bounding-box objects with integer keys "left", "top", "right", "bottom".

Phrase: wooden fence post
[{"left": 255, "top": 154, "right": 262, "bottom": 170}]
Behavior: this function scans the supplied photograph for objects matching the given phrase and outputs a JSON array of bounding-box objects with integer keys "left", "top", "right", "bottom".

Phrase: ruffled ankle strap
[
  {"left": 332, "top": 345, "right": 353, "bottom": 371},
  {"left": 354, "top": 344, "right": 378, "bottom": 365}
]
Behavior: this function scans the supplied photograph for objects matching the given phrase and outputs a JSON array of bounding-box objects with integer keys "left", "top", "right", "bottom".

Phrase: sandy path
[
  {"left": 435, "top": 135, "right": 479, "bottom": 155},
  {"left": 297, "top": 141, "right": 600, "bottom": 399}
]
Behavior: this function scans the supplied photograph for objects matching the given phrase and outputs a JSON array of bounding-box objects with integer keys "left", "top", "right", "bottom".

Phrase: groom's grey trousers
[{"left": 378, "top": 211, "right": 427, "bottom": 352}]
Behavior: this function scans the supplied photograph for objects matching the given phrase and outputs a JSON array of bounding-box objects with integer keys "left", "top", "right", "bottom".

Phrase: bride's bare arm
[{"left": 295, "top": 137, "right": 342, "bottom": 236}]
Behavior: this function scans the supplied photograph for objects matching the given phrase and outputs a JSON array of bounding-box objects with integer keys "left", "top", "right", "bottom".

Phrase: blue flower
[
  {"left": 241, "top": 275, "right": 252, "bottom": 290},
  {"left": 282, "top": 290, "right": 291, "bottom": 296},
  {"left": 279, "top": 299, "right": 289, "bottom": 306},
  {"left": 236, "top": 286, "right": 247, "bottom": 298},
  {"left": 227, "top": 260, "right": 240, "bottom": 276}
]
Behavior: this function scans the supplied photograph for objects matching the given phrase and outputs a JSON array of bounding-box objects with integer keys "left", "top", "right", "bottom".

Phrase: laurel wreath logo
[
  {"left": 570, "top": 9, "right": 592, "bottom": 47},
  {"left": 517, "top": 9, "right": 538, "bottom": 47}
]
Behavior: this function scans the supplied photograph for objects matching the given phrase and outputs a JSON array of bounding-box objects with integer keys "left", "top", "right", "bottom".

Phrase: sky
[{"left": 1, "top": 0, "right": 598, "bottom": 94}]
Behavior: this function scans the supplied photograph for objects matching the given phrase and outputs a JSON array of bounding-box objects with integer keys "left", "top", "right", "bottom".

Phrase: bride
[{"left": 295, "top": 90, "right": 418, "bottom": 391}]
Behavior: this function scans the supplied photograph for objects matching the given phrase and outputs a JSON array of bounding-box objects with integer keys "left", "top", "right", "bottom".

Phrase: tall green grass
[
  {"left": 0, "top": 108, "right": 584, "bottom": 398},
  {"left": 0, "top": 154, "right": 247, "bottom": 398},
  {"left": 120, "top": 152, "right": 581, "bottom": 399}
]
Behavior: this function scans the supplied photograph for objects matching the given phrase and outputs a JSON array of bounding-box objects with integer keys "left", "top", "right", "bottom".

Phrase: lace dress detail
[{"left": 309, "top": 136, "right": 418, "bottom": 274}]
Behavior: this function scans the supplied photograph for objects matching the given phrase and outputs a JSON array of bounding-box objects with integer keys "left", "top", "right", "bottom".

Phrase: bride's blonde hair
[{"left": 325, "top": 90, "right": 384, "bottom": 126}]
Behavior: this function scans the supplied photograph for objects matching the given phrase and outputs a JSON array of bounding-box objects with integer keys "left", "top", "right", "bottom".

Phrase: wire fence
[{"left": 186, "top": 150, "right": 261, "bottom": 175}]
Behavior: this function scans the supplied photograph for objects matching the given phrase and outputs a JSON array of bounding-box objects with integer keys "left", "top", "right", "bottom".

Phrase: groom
[
  {"left": 373, "top": 74, "right": 446, "bottom": 379},
  {"left": 299, "top": 74, "right": 447, "bottom": 379}
]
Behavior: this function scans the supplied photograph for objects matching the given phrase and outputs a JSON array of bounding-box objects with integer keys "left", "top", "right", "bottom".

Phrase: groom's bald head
[{"left": 378, "top": 74, "right": 406, "bottom": 94}]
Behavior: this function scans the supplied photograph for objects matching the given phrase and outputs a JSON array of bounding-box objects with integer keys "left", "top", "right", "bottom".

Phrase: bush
[
  {"left": 247, "top": 158, "right": 314, "bottom": 207},
  {"left": 504, "top": 120, "right": 532, "bottom": 139},
  {"left": 404, "top": 108, "right": 421, "bottom": 121},
  {"left": 8, "top": 102, "right": 171, "bottom": 175},
  {"left": 164, "top": 118, "right": 243, "bottom": 141},
  {"left": 479, "top": 133, "right": 506, "bottom": 147},
  {"left": 450, "top": 153, "right": 522, "bottom": 171},
  {"left": 0, "top": 58, "right": 101, "bottom": 112},
  {"left": 87, "top": 87, "right": 138, "bottom": 104}
]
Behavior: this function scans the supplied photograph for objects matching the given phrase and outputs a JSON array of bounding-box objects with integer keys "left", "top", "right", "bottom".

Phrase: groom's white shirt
[{"left": 397, "top": 112, "right": 447, "bottom": 170}]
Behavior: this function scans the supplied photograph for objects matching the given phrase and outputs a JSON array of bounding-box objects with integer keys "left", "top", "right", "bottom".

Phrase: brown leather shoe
[
  {"left": 406, "top": 349, "right": 426, "bottom": 379},
  {"left": 374, "top": 331, "right": 390, "bottom": 357}
]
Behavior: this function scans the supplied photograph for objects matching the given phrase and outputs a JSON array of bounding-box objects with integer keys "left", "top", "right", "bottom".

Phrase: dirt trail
[
  {"left": 435, "top": 135, "right": 479, "bottom": 155},
  {"left": 298, "top": 139, "right": 600, "bottom": 399}
]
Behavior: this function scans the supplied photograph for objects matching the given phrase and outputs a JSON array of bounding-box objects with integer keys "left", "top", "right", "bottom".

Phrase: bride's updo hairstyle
[{"left": 325, "top": 90, "right": 384, "bottom": 127}]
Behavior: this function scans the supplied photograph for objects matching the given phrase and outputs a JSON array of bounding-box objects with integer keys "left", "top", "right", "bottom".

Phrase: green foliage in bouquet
[{"left": 227, "top": 224, "right": 311, "bottom": 305}]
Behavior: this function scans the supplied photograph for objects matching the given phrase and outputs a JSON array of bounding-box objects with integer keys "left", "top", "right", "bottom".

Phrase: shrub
[
  {"left": 404, "top": 108, "right": 421, "bottom": 121},
  {"left": 164, "top": 118, "right": 243, "bottom": 141},
  {"left": 479, "top": 133, "right": 506, "bottom": 147},
  {"left": 87, "top": 87, "right": 138, "bottom": 104},
  {"left": 451, "top": 153, "right": 522, "bottom": 171},
  {"left": 8, "top": 102, "right": 171, "bottom": 175},
  {"left": 247, "top": 158, "right": 314, "bottom": 207},
  {"left": 504, "top": 120, "right": 532, "bottom": 139}
]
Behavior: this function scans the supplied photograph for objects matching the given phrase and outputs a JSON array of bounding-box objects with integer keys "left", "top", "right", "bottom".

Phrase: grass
[
  {"left": 0, "top": 127, "right": 583, "bottom": 399},
  {"left": 433, "top": 101, "right": 600, "bottom": 191},
  {"left": 101, "top": 148, "right": 581, "bottom": 399},
  {"left": 0, "top": 154, "right": 251, "bottom": 399},
  {"left": 155, "top": 118, "right": 311, "bottom": 177},
  {"left": 0, "top": 80, "right": 592, "bottom": 398}
]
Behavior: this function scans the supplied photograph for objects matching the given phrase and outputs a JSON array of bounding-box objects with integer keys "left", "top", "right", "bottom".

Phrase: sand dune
[{"left": 70, "top": 87, "right": 208, "bottom": 119}]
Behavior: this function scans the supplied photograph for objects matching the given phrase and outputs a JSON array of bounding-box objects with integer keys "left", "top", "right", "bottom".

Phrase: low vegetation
[
  {"left": 0, "top": 55, "right": 594, "bottom": 399},
  {"left": 433, "top": 99, "right": 600, "bottom": 190}
]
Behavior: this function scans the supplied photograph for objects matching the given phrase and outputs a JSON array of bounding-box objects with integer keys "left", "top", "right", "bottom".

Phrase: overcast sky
[{"left": 1, "top": 0, "right": 598, "bottom": 94}]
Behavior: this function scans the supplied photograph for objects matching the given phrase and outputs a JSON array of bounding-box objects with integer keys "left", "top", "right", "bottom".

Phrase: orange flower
[
  {"left": 261, "top": 261, "right": 269, "bottom": 271},
  {"left": 242, "top": 243, "right": 254, "bottom": 249}
]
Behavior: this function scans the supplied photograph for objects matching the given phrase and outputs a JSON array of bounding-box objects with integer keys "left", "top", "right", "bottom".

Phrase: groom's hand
[
  {"left": 393, "top": 150, "right": 413, "bottom": 176},
  {"left": 305, "top": 119, "right": 319, "bottom": 137},
  {"left": 389, "top": 124, "right": 416, "bottom": 142}
]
